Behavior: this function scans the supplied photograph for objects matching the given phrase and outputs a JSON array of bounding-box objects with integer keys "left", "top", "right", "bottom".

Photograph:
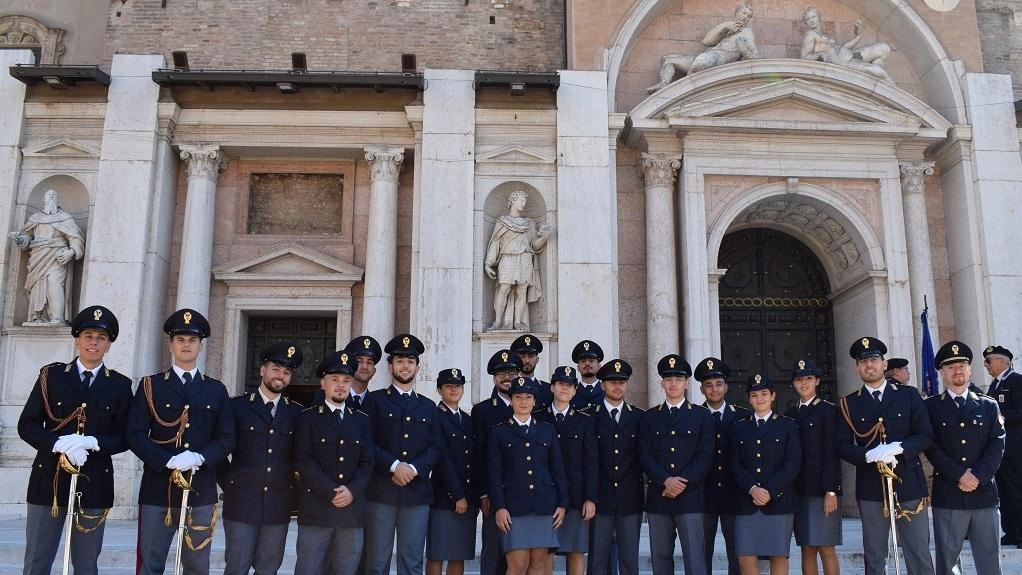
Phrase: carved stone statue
[
  {"left": 484, "top": 190, "right": 552, "bottom": 331},
  {"left": 646, "top": 3, "right": 760, "bottom": 94},
  {"left": 8, "top": 190, "right": 85, "bottom": 324},
  {"left": 801, "top": 8, "right": 892, "bottom": 82}
]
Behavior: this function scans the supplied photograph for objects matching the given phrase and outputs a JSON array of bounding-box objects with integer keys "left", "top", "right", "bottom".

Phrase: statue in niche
[
  {"left": 801, "top": 8, "right": 892, "bottom": 82},
  {"left": 646, "top": 2, "right": 760, "bottom": 94},
  {"left": 484, "top": 190, "right": 552, "bottom": 331},
  {"left": 8, "top": 189, "right": 85, "bottom": 325}
]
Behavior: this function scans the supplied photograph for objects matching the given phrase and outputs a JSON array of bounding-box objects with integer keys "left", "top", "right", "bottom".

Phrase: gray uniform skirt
[
  {"left": 794, "top": 496, "right": 842, "bottom": 547},
  {"left": 500, "top": 513, "right": 560, "bottom": 551},
  {"left": 735, "top": 512, "right": 794, "bottom": 557},
  {"left": 555, "top": 509, "right": 590, "bottom": 554},
  {"left": 427, "top": 507, "right": 479, "bottom": 561}
]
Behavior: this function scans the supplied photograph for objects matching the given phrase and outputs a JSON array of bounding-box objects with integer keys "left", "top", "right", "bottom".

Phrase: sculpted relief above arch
[{"left": 0, "top": 15, "right": 65, "bottom": 64}]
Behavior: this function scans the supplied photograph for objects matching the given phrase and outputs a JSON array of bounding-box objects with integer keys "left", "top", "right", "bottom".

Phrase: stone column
[
  {"left": 899, "top": 161, "right": 938, "bottom": 364},
  {"left": 362, "top": 145, "right": 404, "bottom": 349},
  {"left": 638, "top": 153, "right": 681, "bottom": 406},
  {"left": 0, "top": 50, "right": 34, "bottom": 325},
  {"left": 176, "top": 145, "right": 226, "bottom": 316}
]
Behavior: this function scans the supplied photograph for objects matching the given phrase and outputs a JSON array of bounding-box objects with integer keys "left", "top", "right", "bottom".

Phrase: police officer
[
  {"left": 510, "top": 334, "right": 554, "bottom": 411},
  {"left": 535, "top": 366, "right": 597, "bottom": 575},
  {"left": 589, "top": 359, "right": 644, "bottom": 575},
  {"left": 18, "top": 305, "right": 133, "bottom": 575},
  {"left": 571, "top": 340, "right": 605, "bottom": 412},
  {"left": 731, "top": 374, "right": 801, "bottom": 575},
  {"left": 695, "top": 357, "right": 746, "bottom": 575},
  {"left": 293, "top": 350, "right": 374, "bottom": 575},
  {"left": 219, "top": 341, "right": 304, "bottom": 575},
  {"left": 427, "top": 368, "right": 478, "bottom": 575},
  {"left": 886, "top": 358, "right": 911, "bottom": 385},
  {"left": 984, "top": 344, "right": 1022, "bottom": 546},
  {"left": 363, "top": 334, "right": 443, "bottom": 575},
  {"left": 472, "top": 349, "right": 520, "bottom": 575},
  {"left": 127, "top": 308, "right": 235, "bottom": 575},
  {"left": 639, "top": 354, "right": 714, "bottom": 575},
  {"left": 926, "top": 341, "right": 1005, "bottom": 575},
  {"left": 345, "top": 335, "right": 382, "bottom": 409},
  {"left": 784, "top": 359, "right": 842, "bottom": 575},
  {"left": 836, "top": 336, "right": 934, "bottom": 575}
]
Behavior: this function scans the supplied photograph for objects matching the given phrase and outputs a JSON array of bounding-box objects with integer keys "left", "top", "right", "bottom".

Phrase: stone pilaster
[
  {"left": 638, "top": 153, "right": 681, "bottom": 406},
  {"left": 899, "top": 161, "right": 938, "bottom": 360},
  {"left": 176, "top": 145, "right": 226, "bottom": 317}
]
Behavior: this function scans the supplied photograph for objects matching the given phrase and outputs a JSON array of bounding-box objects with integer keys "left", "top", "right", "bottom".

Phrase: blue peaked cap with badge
[
  {"left": 384, "top": 333, "right": 425, "bottom": 359},
  {"left": 260, "top": 341, "right": 303, "bottom": 370},
  {"left": 693, "top": 357, "right": 730, "bottom": 381},
  {"left": 316, "top": 350, "right": 355, "bottom": 377},
  {"left": 849, "top": 336, "right": 887, "bottom": 360},
  {"left": 345, "top": 335, "right": 383, "bottom": 364},
  {"left": 746, "top": 373, "right": 773, "bottom": 393},
  {"left": 163, "top": 308, "right": 211, "bottom": 339},
  {"left": 71, "top": 305, "right": 119, "bottom": 342},
  {"left": 791, "top": 358, "right": 822, "bottom": 379},
  {"left": 550, "top": 365, "right": 578, "bottom": 385},
  {"left": 437, "top": 368, "right": 466, "bottom": 386}
]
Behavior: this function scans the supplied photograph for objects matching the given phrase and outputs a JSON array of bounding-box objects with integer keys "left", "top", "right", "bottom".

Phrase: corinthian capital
[
  {"left": 637, "top": 153, "right": 681, "bottom": 187},
  {"left": 179, "top": 145, "right": 227, "bottom": 181},
  {"left": 899, "top": 161, "right": 935, "bottom": 195},
  {"left": 365, "top": 146, "right": 405, "bottom": 184}
]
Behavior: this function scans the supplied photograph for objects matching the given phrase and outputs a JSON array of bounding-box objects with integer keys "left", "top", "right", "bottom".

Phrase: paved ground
[{"left": 0, "top": 514, "right": 1019, "bottom": 574}]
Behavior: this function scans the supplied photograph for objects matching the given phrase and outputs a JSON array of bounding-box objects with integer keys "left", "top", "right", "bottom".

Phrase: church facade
[{"left": 0, "top": 0, "right": 1020, "bottom": 515}]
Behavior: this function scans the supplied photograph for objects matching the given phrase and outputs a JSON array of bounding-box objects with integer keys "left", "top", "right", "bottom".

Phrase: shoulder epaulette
[
  {"left": 811, "top": 398, "right": 822, "bottom": 406},
  {"left": 41, "top": 362, "right": 64, "bottom": 376}
]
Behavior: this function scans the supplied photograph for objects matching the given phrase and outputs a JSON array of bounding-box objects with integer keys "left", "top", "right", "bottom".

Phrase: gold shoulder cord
[{"left": 838, "top": 396, "right": 928, "bottom": 520}]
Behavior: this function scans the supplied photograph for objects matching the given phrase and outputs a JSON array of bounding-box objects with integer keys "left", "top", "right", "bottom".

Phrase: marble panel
[
  {"left": 556, "top": 263, "right": 618, "bottom": 366},
  {"left": 948, "top": 268, "right": 986, "bottom": 350},
  {"left": 413, "top": 266, "right": 474, "bottom": 405},
  {"left": 0, "top": 329, "right": 74, "bottom": 404},
  {"left": 96, "top": 130, "right": 159, "bottom": 162},
  {"left": 423, "top": 69, "right": 476, "bottom": 135},
  {"left": 0, "top": 50, "right": 32, "bottom": 147},
  {"left": 556, "top": 71, "right": 610, "bottom": 139},
  {"left": 972, "top": 151, "right": 1022, "bottom": 183},
  {"left": 85, "top": 160, "right": 159, "bottom": 265},
  {"left": 558, "top": 136, "right": 610, "bottom": 168},
  {"left": 964, "top": 73, "right": 1018, "bottom": 152}
]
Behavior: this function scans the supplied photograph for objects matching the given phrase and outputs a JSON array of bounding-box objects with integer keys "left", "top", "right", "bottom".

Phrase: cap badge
[
  {"left": 287, "top": 346, "right": 296, "bottom": 358},
  {"left": 707, "top": 359, "right": 714, "bottom": 370},
  {"left": 986, "top": 346, "right": 994, "bottom": 353},
  {"left": 563, "top": 367, "right": 572, "bottom": 376},
  {"left": 340, "top": 352, "right": 349, "bottom": 364},
  {"left": 583, "top": 342, "right": 590, "bottom": 351},
  {"left": 452, "top": 368, "right": 459, "bottom": 377},
  {"left": 754, "top": 374, "right": 762, "bottom": 384},
  {"left": 364, "top": 338, "right": 371, "bottom": 349},
  {"left": 862, "top": 337, "right": 869, "bottom": 348},
  {"left": 93, "top": 309, "right": 102, "bottom": 320},
  {"left": 402, "top": 336, "right": 410, "bottom": 348},
  {"left": 798, "top": 360, "right": 806, "bottom": 369},
  {"left": 614, "top": 361, "right": 621, "bottom": 372},
  {"left": 525, "top": 336, "right": 532, "bottom": 346},
  {"left": 501, "top": 351, "right": 509, "bottom": 362},
  {"left": 952, "top": 344, "right": 960, "bottom": 354},
  {"left": 668, "top": 357, "right": 676, "bottom": 368},
  {"left": 183, "top": 311, "right": 192, "bottom": 325}
]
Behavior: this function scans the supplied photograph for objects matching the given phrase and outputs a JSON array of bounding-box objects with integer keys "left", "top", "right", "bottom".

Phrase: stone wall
[
  {"left": 103, "top": 0, "right": 565, "bottom": 72},
  {"left": 976, "top": 0, "right": 1022, "bottom": 99}
]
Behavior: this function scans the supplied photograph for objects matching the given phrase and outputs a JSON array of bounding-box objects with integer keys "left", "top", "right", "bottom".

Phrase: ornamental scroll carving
[
  {"left": 365, "top": 147, "right": 405, "bottom": 184},
  {"left": 180, "top": 145, "right": 227, "bottom": 181},
  {"left": 637, "top": 153, "right": 682, "bottom": 187},
  {"left": 899, "top": 162, "right": 935, "bottom": 195}
]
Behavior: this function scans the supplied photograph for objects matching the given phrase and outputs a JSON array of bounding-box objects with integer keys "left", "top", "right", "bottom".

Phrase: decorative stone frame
[{"left": 0, "top": 15, "right": 65, "bottom": 65}]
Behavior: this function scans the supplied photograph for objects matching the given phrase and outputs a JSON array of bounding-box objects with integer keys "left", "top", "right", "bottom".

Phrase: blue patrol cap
[
  {"left": 437, "top": 368, "right": 466, "bottom": 386},
  {"left": 510, "top": 334, "right": 543, "bottom": 355},
  {"left": 487, "top": 349, "right": 522, "bottom": 375},
  {"left": 657, "top": 354, "right": 691, "bottom": 378},
  {"left": 983, "top": 345, "right": 1012, "bottom": 361},
  {"left": 260, "top": 341, "right": 303, "bottom": 370},
  {"left": 886, "top": 358, "right": 909, "bottom": 370},
  {"left": 550, "top": 365, "right": 578, "bottom": 385},
  {"left": 572, "top": 340, "right": 604, "bottom": 362},
  {"left": 791, "top": 358, "right": 822, "bottom": 379},
  {"left": 746, "top": 373, "right": 773, "bottom": 393},
  {"left": 71, "top": 305, "right": 119, "bottom": 342},
  {"left": 384, "top": 334, "right": 425, "bottom": 358},
  {"left": 163, "top": 308, "right": 210, "bottom": 339},
  {"left": 510, "top": 377, "right": 536, "bottom": 396},
  {"left": 693, "top": 357, "right": 730, "bottom": 381},
  {"left": 345, "top": 335, "right": 382, "bottom": 364},
  {"left": 596, "top": 359, "right": 632, "bottom": 381},
  {"left": 316, "top": 350, "right": 355, "bottom": 377},
  {"left": 849, "top": 337, "right": 887, "bottom": 360},
  {"left": 935, "top": 340, "right": 972, "bottom": 368}
]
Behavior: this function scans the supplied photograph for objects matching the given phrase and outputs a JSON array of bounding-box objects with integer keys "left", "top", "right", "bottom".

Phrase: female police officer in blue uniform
[
  {"left": 488, "top": 377, "right": 569, "bottom": 575},
  {"left": 730, "top": 374, "right": 801, "bottom": 575}
]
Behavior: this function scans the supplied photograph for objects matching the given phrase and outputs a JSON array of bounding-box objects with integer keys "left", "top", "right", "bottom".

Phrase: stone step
[{"left": 1, "top": 516, "right": 1022, "bottom": 574}]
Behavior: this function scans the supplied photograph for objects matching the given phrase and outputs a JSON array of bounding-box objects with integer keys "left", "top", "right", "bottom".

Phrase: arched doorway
[{"left": 717, "top": 229, "right": 837, "bottom": 412}]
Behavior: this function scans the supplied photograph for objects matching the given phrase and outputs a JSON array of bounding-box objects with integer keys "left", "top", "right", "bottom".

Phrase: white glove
[
  {"left": 167, "top": 451, "right": 204, "bottom": 471},
  {"left": 65, "top": 445, "right": 88, "bottom": 467},
  {"left": 183, "top": 451, "right": 205, "bottom": 470},
  {"left": 886, "top": 441, "right": 903, "bottom": 457},
  {"left": 52, "top": 435, "right": 78, "bottom": 454},
  {"left": 79, "top": 436, "right": 99, "bottom": 451},
  {"left": 166, "top": 453, "right": 189, "bottom": 470},
  {"left": 865, "top": 444, "right": 885, "bottom": 463},
  {"left": 882, "top": 455, "right": 898, "bottom": 469}
]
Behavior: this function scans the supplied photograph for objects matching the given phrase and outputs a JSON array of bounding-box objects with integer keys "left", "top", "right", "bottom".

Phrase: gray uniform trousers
[
  {"left": 647, "top": 513, "right": 706, "bottom": 575},
  {"left": 294, "top": 525, "right": 364, "bottom": 575},
  {"left": 222, "top": 519, "right": 290, "bottom": 575},
  {"left": 703, "top": 513, "right": 738, "bottom": 575},
  {"left": 23, "top": 503, "right": 107, "bottom": 575},
  {"left": 364, "top": 502, "right": 430, "bottom": 575},
  {"left": 933, "top": 507, "right": 1002, "bottom": 575},
  {"left": 590, "top": 513, "right": 641, "bottom": 575},
  {"left": 138, "top": 504, "right": 215, "bottom": 575},
  {"left": 859, "top": 499, "right": 935, "bottom": 575}
]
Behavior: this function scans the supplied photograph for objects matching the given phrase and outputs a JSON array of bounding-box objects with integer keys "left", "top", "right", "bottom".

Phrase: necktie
[
  {"left": 556, "top": 412, "right": 565, "bottom": 423},
  {"left": 266, "top": 400, "right": 275, "bottom": 419},
  {"left": 757, "top": 418, "right": 764, "bottom": 428},
  {"left": 955, "top": 396, "right": 966, "bottom": 409},
  {"left": 521, "top": 424, "right": 529, "bottom": 435},
  {"left": 81, "top": 370, "right": 93, "bottom": 388},
  {"left": 990, "top": 379, "right": 1000, "bottom": 395},
  {"left": 337, "top": 408, "right": 344, "bottom": 423},
  {"left": 611, "top": 408, "right": 619, "bottom": 423},
  {"left": 669, "top": 406, "right": 679, "bottom": 417},
  {"left": 183, "top": 372, "right": 193, "bottom": 385},
  {"left": 713, "top": 411, "right": 722, "bottom": 425},
  {"left": 872, "top": 390, "right": 881, "bottom": 403},
  {"left": 350, "top": 394, "right": 362, "bottom": 409}
]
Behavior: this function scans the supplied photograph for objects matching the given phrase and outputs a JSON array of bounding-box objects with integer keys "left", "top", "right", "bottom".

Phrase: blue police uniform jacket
[
  {"left": 487, "top": 418, "right": 569, "bottom": 516},
  {"left": 432, "top": 402, "right": 479, "bottom": 509},
  {"left": 783, "top": 398, "right": 842, "bottom": 497},
  {"left": 217, "top": 392, "right": 302, "bottom": 525},
  {"left": 836, "top": 382, "right": 932, "bottom": 502},
  {"left": 536, "top": 407, "right": 598, "bottom": 508},
  {"left": 702, "top": 402, "right": 749, "bottom": 516},
  {"left": 592, "top": 402, "right": 645, "bottom": 516},
  {"left": 925, "top": 389, "right": 1005, "bottom": 509},
  {"left": 990, "top": 370, "right": 1022, "bottom": 458},
  {"left": 18, "top": 360, "right": 133, "bottom": 509},
  {"left": 471, "top": 394, "right": 513, "bottom": 502},
  {"left": 126, "top": 370, "right": 235, "bottom": 507},
  {"left": 294, "top": 402, "right": 374, "bottom": 528},
  {"left": 730, "top": 413, "right": 801, "bottom": 515},
  {"left": 639, "top": 401, "right": 715, "bottom": 515},
  {"left": 363, "top": 386, "right": 443, "bottom": 506},
  {"left": 571, "top": 381, "right": 604, "bottom": 413}
]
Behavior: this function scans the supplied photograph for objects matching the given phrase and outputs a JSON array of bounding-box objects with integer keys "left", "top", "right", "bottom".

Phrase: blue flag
[{"left": 920, "top": 306, "right": 939, "bottom": 396}]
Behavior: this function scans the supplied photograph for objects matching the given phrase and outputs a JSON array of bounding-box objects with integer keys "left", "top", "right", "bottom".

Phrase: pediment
[
  {"left": 213, "top": 243, "right": 363, "bottom": 285},
  {"left": 476, "top": 145, "right": 554, "bottom": 164},
  {"left": 22, "top": 139, "right": 100, "bottom": 158}
]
